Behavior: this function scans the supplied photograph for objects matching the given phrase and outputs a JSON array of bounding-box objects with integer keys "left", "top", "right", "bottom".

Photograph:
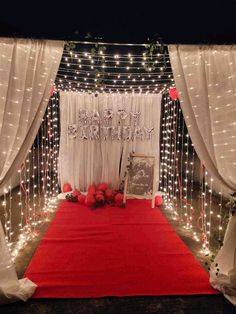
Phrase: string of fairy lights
[
  {"left": 1, "top": 94, "right": 60, "bottom": 259},
  {"left": 159, "top": 93, "right": 226, "bottom": 255},
  {"left": 55, "top": 42, "right": 174, "bottom": 94},
  {"left": 0, "top": 40, "right": 230, "bottom": 260}
]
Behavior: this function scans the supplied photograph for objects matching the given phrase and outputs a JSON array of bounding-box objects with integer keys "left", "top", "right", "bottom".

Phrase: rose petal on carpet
[{"left": 24, "top": 199, "right": 218, "bottom": 298}]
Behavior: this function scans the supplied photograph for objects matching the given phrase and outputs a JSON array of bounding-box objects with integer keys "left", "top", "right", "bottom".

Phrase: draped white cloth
[
  {"left": 0, "top": 37, "right": 64, "bottom": 190},
  {"left": 168, "top": 45, "right": 236, "bottom": 195},
  {"left": 59, "top": 92, "right": 161, "bottom": 191},
  {"left": 0, "top": 38, "right": 64, "bottom": 303},
  {"left": 210, "top": 215, "right": 236, "bottom": 305},
  {"left": 169, "top": 45, "right": 236, "bottom": 306},
  {"left": 0, "top": 223, "right": 37, "bottom": 304}
]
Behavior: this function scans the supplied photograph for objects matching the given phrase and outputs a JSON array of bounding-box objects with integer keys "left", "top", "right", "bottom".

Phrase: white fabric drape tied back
[{"left": 0, "top": 37, "right": 64, "bottom": 303}]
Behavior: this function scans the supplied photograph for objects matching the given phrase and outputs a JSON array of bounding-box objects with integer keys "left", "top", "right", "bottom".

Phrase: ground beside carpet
[{"left": 25, "top": 199, "right": 218, "bottom": 298}]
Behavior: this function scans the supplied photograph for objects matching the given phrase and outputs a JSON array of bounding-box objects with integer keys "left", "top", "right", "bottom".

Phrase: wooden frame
[{"left": 123, "top": 153, "right": 157, "bottom": 208}]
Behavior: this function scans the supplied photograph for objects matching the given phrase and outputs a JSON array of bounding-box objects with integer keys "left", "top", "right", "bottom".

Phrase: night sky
[{"left": 0, "top": 1, "right": 236, "bottom": 44}]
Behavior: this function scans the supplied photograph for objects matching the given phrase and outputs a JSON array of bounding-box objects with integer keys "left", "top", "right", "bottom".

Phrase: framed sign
[{"left": 123, "top": 154, "right": 156, "bottom": 208}]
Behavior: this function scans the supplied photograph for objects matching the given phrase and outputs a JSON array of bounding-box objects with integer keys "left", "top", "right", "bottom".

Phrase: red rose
[{"left": 63, "top": 183, "right": 72, "bottom": 193}]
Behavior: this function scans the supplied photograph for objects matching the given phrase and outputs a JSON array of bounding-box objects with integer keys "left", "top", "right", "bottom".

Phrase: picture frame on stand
[{"left": 123, "top": 154, "right": 156, "bottom": 208}]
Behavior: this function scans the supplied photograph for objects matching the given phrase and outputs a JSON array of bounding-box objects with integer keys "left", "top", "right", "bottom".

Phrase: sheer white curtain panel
[{"left": 0, "top": 37, "right": 64, "bottom": 303}]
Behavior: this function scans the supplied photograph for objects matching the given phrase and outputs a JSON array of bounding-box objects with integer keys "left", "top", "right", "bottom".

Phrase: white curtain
[
  {"left": 59, "top": 92, "right": 161, "bottom": 191},
  {"left": 0, "top": 223, "right": 37, "bottom": 304},
  {"left": 210, "top": 215, "right": 236, "bottom": 305},
  {"left": 0, "top": 37, "right": 64, "bottom": 190},
  {"left": 168, "top": 45, "right": 236, "bottom": 195},
  {"left": 0, "top": 38, "right": 64, "bottom": 303},
  {"left": 169, "top": 45, "right": 236, "bottom": 306}
]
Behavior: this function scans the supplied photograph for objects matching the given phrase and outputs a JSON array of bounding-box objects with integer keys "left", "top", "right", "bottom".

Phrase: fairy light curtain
[
  {"left": 0, "top": 38, "right": 64, "bottom": 304},
  {"left": 169, "top": 45, "right": 236, "bottom": 195},
  {"left": 59, "top": 91, "right": 161, "bottom": 191}
]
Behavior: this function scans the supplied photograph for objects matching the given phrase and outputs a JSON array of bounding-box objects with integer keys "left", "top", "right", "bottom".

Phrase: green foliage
[
  {"left": 142, "top": 36, "right": 166, "bottom": 72},
  {"left": 66, "top": 33, "right": 107, "bottom": 92},
  {"left": 65, "top": 42, "right": 76, "bottom": 52},
  {"left": 83, "top": 33, "right": 106, "bottom": 92},
  {"left": 65, "top": 193, "right": 78, "bottom": 202}
]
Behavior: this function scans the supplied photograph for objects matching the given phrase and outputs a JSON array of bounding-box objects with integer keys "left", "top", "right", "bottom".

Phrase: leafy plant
[
  {"left": 65, "top": 33, "right": 106, "bottom": 93},
  {"left": 83, "top": 33, "right": 107, "bottom": 92},
  {"left": 142, "top": 36, "right": 166, "bottom": 72},
  {"left": 65, "top": 42, "right": 76, "bottom": 52}
]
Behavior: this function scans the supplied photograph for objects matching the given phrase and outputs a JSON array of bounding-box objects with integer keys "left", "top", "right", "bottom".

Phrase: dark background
[{"left": 0, "top": 0, "right": 236, "bottom": 44}]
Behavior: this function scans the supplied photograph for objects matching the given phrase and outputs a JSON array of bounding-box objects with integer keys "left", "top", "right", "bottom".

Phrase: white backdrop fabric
[
  {"left": 59, "top": 92, "right": 161, "bottom": 191},
  {"left": 169, "top": 45, "right": 236, "bottom": 195},
  {"left": 0, "top": 38, "right": 64, "bottom": 303}
]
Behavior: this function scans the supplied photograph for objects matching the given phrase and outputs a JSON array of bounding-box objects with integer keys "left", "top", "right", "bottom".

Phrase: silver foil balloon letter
[
  {"left": 103, "top": 109, "right": 113, "bottom": 125},
  {"left": 111, "top": 126, "right": 122, "bottom": 140},
  {"left": 101, "top": 126, "right": 111, "bottom": 140},
  {"left": 130, "top": 111, "right": 141, "bottom": 126},
  {"left": 144, "top": 127, "right": 154, "bottom": 140},
  {"left": 89, "top": 125, "right": 100, "bottom": 140},
  {"left": 78, "top": 109, "right": 90, "bottom": 125},
  {"left": 117, "top": 109, "right": 128, "bottom": 122},
  {"left": 79, "top": 125, "right": 89, "bottom": 140},
  {"left": 91, "top": 111, "right": 100, "bottom": 125},
  {"left": 122, "top": 126, "right": 132, "bottom": 141},
  {"left": 68, "top": 124, "right": 78, "bottom": 138}
]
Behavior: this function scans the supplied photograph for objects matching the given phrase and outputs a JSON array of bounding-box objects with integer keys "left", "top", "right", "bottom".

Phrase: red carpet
[{"left": 25, "top": 199, "right": 218, "bottom": 298}]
